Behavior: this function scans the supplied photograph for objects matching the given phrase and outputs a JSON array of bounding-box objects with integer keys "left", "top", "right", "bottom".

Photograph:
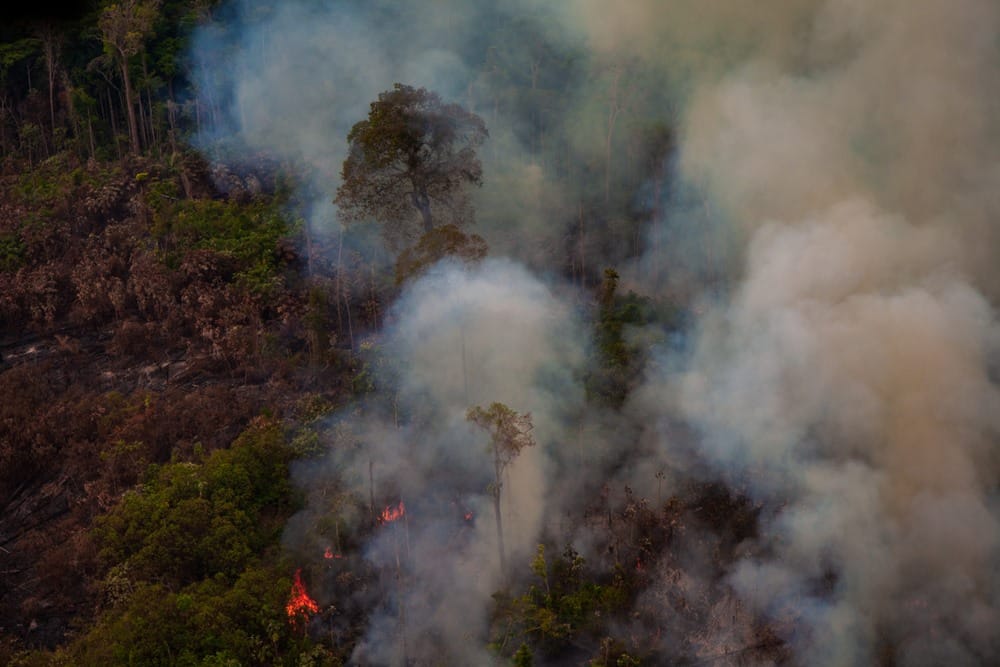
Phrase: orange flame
[
  {"left": 286, "top": 568, "right": 319, "bottom": 626},
  {"left": 324, "top": 547, "right": 343, "bottom": 559},
  {"left": 380, "top": 500, "right": 405, "bottom": 524}
]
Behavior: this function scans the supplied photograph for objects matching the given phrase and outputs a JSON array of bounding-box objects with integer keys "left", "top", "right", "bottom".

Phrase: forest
[{"left": 2, "top": 1, "right": 1000, "bottom": 666}]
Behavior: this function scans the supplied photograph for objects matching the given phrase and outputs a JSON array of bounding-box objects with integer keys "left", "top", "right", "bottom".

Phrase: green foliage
[
  {"left": 62, "top": 566, "right": 328, "bottom": 666},
  {"left": 350, "top": 337, "right": 403, "bottom": 406},
  {"left": 302, "top": 285, "right": 336, "bottom": 366},
  {"left": 467, "top": 402, "right": 537, "bottom": 467},
  {"left": 0, "top": 233, "right": 25, "bottom": 271},
  {"left": 336, "top": 83, "right": 488, "bottom": 247},
  {"left": 512, "top": 643, "right": 534, "bottom": 667},
  {"left": 14, "top": 165, "right": 62, "bottom": 206},
  {"left": 468, "top": 402, "right": 536, "bottom": 578},
  {"left": 151, "top": 197, "right": 293, "bottom": 292},
  {"left": 12, "top": 156, "right": 123, "bottom": 208},
  {"left": 94, "top": 418, "right": 294, "bottom": 586},
  {"left": 53, "top": 418, "right": 333, "bottom": 665},
  {"left": 586, "top": 268, "right": 657, "bottom": 408},
  {"left": 495, "top": 545, "right": 630, "bottom": 661},
  {"left": 99, "top": 0, "right": 162, "bottom": 62},
  {"left": 394, "top": 223, "right": 488, "bottom": 285},
  {"left": 590, "top": 637, "right": 641, "bottom": 667},
  {"left": 0, "top": 38, "right": 40, "bottom": 78},
  {"left": 286, "top": 396, "right": 337, "bottom": 459}
]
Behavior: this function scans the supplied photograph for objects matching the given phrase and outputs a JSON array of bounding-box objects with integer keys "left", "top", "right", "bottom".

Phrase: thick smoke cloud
[
  {"left": 626, "top": 0, "right": 1000, "bottom": 664},
  {"left": 190, "top": 0, "right": 1000, "bottom": 664}
]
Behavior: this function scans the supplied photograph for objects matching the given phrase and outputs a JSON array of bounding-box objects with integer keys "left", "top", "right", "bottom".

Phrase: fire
[
  {"left": 324, "top": 547, "right": 343, "bottom": 559},
  {"left": 380, "top": 500, "right": 405, "bottom": 523},
  {"left": 286, "top": 568, "right": 319, "bottom": 626}
]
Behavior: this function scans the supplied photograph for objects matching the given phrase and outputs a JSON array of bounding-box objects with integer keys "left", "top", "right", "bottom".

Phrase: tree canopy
[
  {"left": 393, "top": 223, "right": 488, "bottom": 285},
  {"left": 335, "top": 83, "right": 488, "bottom": 247}
]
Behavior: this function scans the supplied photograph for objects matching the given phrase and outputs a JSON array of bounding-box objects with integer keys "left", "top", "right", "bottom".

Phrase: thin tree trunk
[
  {"left": 1, "top": 97, "right": 8, "bottom": 156},
  {"left": 530, "top": 60, "right": 540, "bottom": 155},
  {"left": 369, "top": 263, "right": 379, "bottom": 329},
  {"left": 143, "top": 54, "right": 157, "bottom": 154},
  {"left": 166, "top": 98, "right": 178, "bottom": 154},
  {"left": 106, "top": 88, "right": 121, "bottom": 160},
  {"left": 345, "top": 291, "right": 355, "bottom": 353},
  {"left": 461, "top": 325, "right": 468, "bottom": 405},
  {"left": 137, "top": 92, "right": 147, "bottom": 150},
  {"left": 493, "top": 453, "right": 506, "bottom": 580},
  {"left": 43, "top": 30, "right": 57, "bottom": 147},
  {"left": 87, "top": 112, "right": 95, "bottom": 160},
  {"left": 411, "top": 189, "right": 433, "bottom": 233},
  {"left": 392, "top": 519, "right": 409, "bottom": 666},
  {"left": 62, "top": 73, "right": 79, "bottom": 158},
  {"left": 605, "top": 67, "right": 623, "bottom": 206},
  {"left": 148, "top": 91, "right": 157, "bottom": 154},
  {"left": 335, "top": 224, "right": 344, "bottom": 333},
  {"left": 120, "top": 56, "right": 139, "bottom": 154},
  {"left": 651, "top": 168, "right": 663, "bottom": 285},
  {"left": 369, "top": 459, "right": 376, "bottom": 528},
  {"left": 702, "top": 194, "right": 713, "bottom": 284},
  {"left": 303, "top": 214, "right": 315, "bottom": 276},
  {"left": 578, "top": 202, "right": 586, "bottom": 289}
]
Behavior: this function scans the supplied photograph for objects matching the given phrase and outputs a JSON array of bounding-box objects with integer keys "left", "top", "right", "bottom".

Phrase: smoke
[
  {"left": 624, "top": 0, "right": 1000, "bottom": 663},
  {"left": 286, "top": 258, "right": 587, "bottom": 664},
  {"left": 189, "top": 0, "right": 693, "bottom": 277},
  {"left": 188, "top": 0, "right": 1000, "bottom": 664}
]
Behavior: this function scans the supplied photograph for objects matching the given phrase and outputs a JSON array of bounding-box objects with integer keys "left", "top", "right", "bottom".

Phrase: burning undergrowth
[{"left": 282, "top": 258, "right": 589, "bottom": 664}]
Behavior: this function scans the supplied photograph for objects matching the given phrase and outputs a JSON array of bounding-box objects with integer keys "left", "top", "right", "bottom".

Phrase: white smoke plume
[{"left": 287, "top": 258, "right": 586, "bottom": 664}]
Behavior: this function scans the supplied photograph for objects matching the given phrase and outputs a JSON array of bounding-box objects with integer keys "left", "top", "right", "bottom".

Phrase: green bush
[
  {"left": 49, "top": 418, "right": 335, "bottom": 665},
  {"left": 95, "top": 419, "right": 294, "bottom": 586},
  {"left": 0, "top": 233, "right": 25, "bottom": 272},
  {"left": 585, "top": 269, "right": 657, "bottom": 408},
  {"left": 62, "top": 566, "right": 324, "bottom": 667},
  {"left": 151, "top": 198, "right": 294, "bottom": 293},
  {"left": 495, "top": 545, "right": 630, "bottom": 661}
]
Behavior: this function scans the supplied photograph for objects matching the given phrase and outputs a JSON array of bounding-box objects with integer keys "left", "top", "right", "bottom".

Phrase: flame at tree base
[
  {"left": 381, "top": 500, "right": 405, "bottom": 524},
  {"left": 286, "top": 568, "right": 319, "bottom": 627}
]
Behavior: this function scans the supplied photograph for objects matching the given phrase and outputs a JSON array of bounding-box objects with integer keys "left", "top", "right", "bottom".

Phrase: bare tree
[
  {"left": 467, "top": 402, "right": 536, "bottom": 579},
  {"left": 37, "top": 23, "right": 61, "bottom": 150}
]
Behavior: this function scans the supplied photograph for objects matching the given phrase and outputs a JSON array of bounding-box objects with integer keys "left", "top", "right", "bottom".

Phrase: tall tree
[
  {"left": 37, "top": 23, "right": 61, "bottom": 149},
  {"left": 467, "top": 402, "right": 536, "bottom": 579},
  {"left": 99, "top": 0, "right": 161, "bottom": 154},
  {"left": 0, "top": 38, "right": 39, "bottom": 157},
  {"left": 335, "top": 83, "right": 488, "bottom": 247}
]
